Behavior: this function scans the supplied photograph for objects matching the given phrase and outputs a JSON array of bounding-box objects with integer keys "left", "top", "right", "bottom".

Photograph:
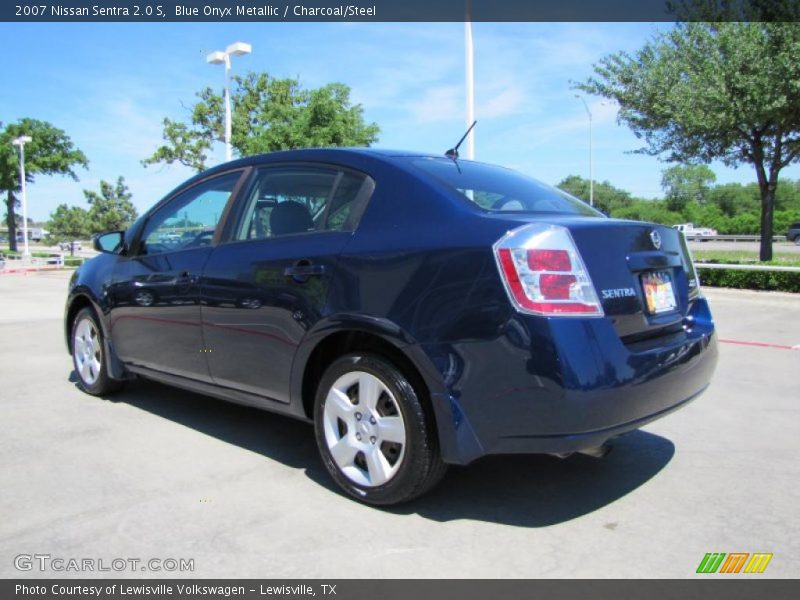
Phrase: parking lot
[{"left": 0, "top": 270, "right": 798, "bottom": 578}]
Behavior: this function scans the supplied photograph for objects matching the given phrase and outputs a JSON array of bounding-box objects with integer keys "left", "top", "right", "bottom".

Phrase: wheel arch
[
  {"left": 296, "top": 328, "right": 439, "bottom": 423},
  {"left": 290, "top": 316, "right": 483, "bottom": 465},
  {"left": 65, "top": 292, "right": 101, "bottom": 354},
  {"left": 290, "top": 316, "right": 485, "bottom": 464},
  {"left": 65, "top": 291, "right": 129, "bottom": 380}
]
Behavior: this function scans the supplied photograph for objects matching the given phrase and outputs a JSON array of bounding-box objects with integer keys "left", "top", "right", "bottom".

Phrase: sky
[{"left": 2, "top": 21, "right": 797, "bottom": 222}]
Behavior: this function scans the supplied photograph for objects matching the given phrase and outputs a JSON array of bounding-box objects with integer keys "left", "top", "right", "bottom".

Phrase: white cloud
[
  {"left": 405, "top": 85, "right": 463, "bottom": 124},
  {"left": 479, "top": 84, "right": 525, "bottom": 119}
]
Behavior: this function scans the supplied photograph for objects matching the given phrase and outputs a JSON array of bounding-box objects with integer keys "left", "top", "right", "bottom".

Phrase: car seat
[{"left": 269, "top": 200, "right": 314, "bottom": 236}]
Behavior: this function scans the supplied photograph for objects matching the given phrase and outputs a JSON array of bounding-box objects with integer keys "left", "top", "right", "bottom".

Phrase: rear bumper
[{"left": 426, "top": 296, "right": 718, "bottom": 465}]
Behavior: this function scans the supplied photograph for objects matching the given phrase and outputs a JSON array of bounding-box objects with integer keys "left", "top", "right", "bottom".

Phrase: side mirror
[{"left": 93, "top": 231, "right": 125, "bottom": 254}]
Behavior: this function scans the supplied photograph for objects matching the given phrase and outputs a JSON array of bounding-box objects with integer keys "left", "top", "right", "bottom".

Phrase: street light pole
[
  {"left": 464, "top": 0, "right": 475, "bottom": 160},
  {"left": 207, "top": 42, "right": 252, "bottom": 163},
  {"left": 11, "top": 135, "right": 33, "bottom": 257},
  {"left": 575, "top": 95, "right": 594, "bottom": 207},
  {"left": 223, "top": 52, "right": 232, "bottom": 162}
]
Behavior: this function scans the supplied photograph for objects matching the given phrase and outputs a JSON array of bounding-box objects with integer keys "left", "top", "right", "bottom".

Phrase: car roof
[
  {"left": 155, "top": 148, "right": 495, "bottom": 212},
  {"left": 195, "top": 147, "right": 450, "bottom": 178}
]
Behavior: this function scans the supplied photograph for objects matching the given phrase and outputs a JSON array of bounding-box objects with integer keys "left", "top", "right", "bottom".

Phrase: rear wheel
[
  {"left": 314, "top": 353, "right": 446, "bottom": 505},
  {"left": 71, "top": 307, "right": 125, "bottom": 396}
]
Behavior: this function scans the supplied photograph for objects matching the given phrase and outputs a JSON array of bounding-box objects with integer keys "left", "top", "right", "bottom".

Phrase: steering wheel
[
  {"left": 194, "top": 231, "right": 214, "bottom": 245},
  {"left": 183, "top": 231, "right": 214, "bottom": 249}
]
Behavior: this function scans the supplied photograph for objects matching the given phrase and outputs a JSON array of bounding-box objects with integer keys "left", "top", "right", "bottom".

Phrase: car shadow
[
  {"left": 389, "top": 431, "right": 674, "bottom": 526},
  {"left": 80, "top": 375, "right": 675, "bottom": 528}
]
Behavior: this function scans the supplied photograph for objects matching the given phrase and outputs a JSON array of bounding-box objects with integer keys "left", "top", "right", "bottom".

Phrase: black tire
[
  {"left": 70, "top": 307, "right": 125, "bottom": 396},
  {"left": 313, "top": 353, "right": 447, "bottom": 506}
]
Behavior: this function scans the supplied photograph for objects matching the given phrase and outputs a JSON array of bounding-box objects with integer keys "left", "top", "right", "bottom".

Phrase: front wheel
[
  {"left": 314, "top": 353, "right": 446, "bottom": 505},
  {"left": 71, "top": 307, "right": 125, "bottom": 396}
]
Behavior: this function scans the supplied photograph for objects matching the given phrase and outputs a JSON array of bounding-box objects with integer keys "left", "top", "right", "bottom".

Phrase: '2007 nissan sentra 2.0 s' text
[{"left": 65, "top": 148, "right": 717, "bottom": 505}]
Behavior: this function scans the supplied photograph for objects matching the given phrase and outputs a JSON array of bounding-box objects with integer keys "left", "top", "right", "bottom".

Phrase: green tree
[
  {"left": 84, "top": 176, "right": 138, "bottom": 233},
  {"left": 578, "top": 20, "right": 800, "bottom": 260},
  {"left": 611, "top": 200, "right": 683, "bottom": 226},
  {"left": 775, "top": 179, "right": 800, "bottom": 212},
  {"left": 707, "top": 183, "right": 759, "bottom": 217},
  {"left": 0, "top": 119, "right": 88, "bottom": 252},
  {"left": 144, "top": 73, "right": 380, "bottom": 172},
  {"left": 661, "top": 164, "right": 716, "bottom": 212},
  {"left": 557, "top": 175, "right": 635, "bottom": 215},
  {"left": 48, "top": 204, "right": 90, "bottom": 255}
]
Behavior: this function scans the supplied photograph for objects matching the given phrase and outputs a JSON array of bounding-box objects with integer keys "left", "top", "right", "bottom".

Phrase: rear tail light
[{"left": 494, "top": 224, "right": 603, "bottom": 317}]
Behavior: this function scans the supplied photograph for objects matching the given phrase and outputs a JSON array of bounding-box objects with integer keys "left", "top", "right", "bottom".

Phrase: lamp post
[
  {"left": 207, "top": 41, "right": 252, "bottom": 163},
  {"left": 464, "top": 0, "right": 475, "bottom": 160},
  {"left": 11, "top": 135, "right": 32, "bottom": 257},
  {"left": 574, "top": 95, "right": 594, "bottom": 207}
]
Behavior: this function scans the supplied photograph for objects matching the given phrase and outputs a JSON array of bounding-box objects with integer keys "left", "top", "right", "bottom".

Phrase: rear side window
[
  {"left": 409, "top": 157, "right": 602, "bottom": 217},
  {"left": 237, "top": 166, "right": 374, "bottom": 240}
]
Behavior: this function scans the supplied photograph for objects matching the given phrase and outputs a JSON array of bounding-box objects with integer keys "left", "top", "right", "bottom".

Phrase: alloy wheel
[
  {"left": 322, "top": 370, "right": 407, "bottom": 487},
  {"left": 73, "top": 317, "right": 102, "bottom": 386}
]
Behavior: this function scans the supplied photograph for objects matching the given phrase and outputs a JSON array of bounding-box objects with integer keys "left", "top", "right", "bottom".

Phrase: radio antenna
[{"left": 445, "top": 121, "right": 477, "bottom": 160}]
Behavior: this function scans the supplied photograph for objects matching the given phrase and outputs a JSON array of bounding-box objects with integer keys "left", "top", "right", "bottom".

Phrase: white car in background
[
  {"left": 673, "top": 223, "right": 717, "bottom": 239},
  {"left": 59, "top": 241, "right": 83, "bottom": 252}
]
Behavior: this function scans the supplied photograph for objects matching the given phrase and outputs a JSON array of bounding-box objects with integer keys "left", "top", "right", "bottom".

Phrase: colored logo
[{"left": 696, "top": 553, "right": 773, "bottom": 574}]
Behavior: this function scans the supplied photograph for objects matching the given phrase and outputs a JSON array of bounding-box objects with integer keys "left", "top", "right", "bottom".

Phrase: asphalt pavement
[{"left": 0, "top": 271, "right": 797, "bottom": 578}]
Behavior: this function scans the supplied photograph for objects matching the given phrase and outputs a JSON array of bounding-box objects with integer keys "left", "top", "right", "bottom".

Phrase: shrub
[{"left": 698, "top": 267, "right": 800, "bottom": 293}]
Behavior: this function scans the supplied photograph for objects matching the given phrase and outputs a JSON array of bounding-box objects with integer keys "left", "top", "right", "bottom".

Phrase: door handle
[
  {"left": 176, "top": 271, "right": 195, "bottom": 283},
  {"left": 284, "top": 260, "right": 325, "bottom": 282}
]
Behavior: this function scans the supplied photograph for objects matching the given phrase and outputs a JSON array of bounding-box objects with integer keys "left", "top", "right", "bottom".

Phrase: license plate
[{"left": 641, "top": 271, "right": 677, "bottom": 314}]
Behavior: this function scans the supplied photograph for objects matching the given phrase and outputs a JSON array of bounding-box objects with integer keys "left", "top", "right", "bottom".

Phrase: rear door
[
  {"left": 201, "top": 164, "right": 374, "bottom": 402},
  {"left": 109, "top": 170, "right": 245, "bottom": 381}
]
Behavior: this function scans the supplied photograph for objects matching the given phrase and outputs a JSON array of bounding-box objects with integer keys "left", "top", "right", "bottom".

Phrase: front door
[{"left": 109, "top": 170, "right": 244, "bottom": 381}]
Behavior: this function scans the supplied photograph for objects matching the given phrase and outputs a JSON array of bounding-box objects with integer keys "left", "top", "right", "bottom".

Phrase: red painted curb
[{"left": 719, "top": 338, "right": 797, "bottom": 351}]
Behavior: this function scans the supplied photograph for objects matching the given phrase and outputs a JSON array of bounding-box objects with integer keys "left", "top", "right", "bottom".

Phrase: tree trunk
[
  {"left": 750, "top": 140, "right": 775, "bottom": 263},
  {"left": 6, "top": 191, "right": 17, "bottom": 253},
  {"left": 758, "top": 184, "right": 775, "bottom": 262}
]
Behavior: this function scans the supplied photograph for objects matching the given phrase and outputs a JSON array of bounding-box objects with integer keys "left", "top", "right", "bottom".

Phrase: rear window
[{"left": 408, "top": 157, "right": 602, "bottom": 217}]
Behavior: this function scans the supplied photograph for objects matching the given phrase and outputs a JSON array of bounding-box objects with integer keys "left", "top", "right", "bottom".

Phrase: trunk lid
[{"left": 566, "top": 218, "right": 698, "bottom": 340}]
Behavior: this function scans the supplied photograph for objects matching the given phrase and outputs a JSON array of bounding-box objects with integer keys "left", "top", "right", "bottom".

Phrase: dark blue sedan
[{"left": 65, "top": 149, "right": 717, "bottom": 505}]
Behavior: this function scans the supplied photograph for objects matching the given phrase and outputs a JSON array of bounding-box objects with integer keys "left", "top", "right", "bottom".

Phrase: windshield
[{"left": 408, "top": 157, "right": 602, "bottom": 217}]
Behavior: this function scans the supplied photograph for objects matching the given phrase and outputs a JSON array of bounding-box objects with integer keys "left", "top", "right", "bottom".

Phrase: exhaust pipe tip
[
  {"left": 577, "top": 443, "right": 613, "bottom": 459},
  {"left": 549, "top": 452, "right": 573, "bottom": 459}
]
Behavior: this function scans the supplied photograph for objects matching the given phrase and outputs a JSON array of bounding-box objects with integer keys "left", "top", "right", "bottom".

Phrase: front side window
[
  {"left": 238, "top": 166, "right": 373, "bottom": 240},
  {"left": 140, "top": 171, "right": 242, "bottom": 255},
  {"left": 408, "top": 157, "right": 602, "bottom": 217}
]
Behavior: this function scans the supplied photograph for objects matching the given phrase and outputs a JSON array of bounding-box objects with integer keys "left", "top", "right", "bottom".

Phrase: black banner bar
[
  {"left": 4, "top": 0, "right": 800, "bottom": 23},
  {"left": 4, "top": 580, "right": 800, "bottom": 600}
]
